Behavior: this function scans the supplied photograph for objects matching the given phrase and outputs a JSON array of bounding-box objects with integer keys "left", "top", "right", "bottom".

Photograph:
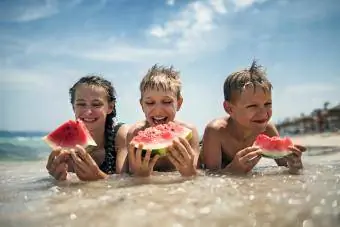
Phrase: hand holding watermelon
[
  {"left": 128, "top": 143, "right": 160, "bottom": 177},
  {"left": 254, "top": 134, "right": 305, "bottom": 173},
  {"left": 167, "top": 137, "right": 197, "bottom": 177},
  {"left": 69, "top": 145, "right": 108, "bottom": 181},
  {"left": 224, "top": 146, "right": 262, "bottom": 174},
  {"left": 46, "top": 147, "right": 72, "bottom": 180}
]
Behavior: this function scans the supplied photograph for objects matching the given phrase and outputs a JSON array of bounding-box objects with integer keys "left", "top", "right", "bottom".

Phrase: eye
[
  {"left": 163, "top": 100, "right": 173, "bottom": 104},
  {"left": 145, "top": 101, "right": 155, "bottom": 105},
  {"left": 92, "top": 103, "right": 103, "bottom": 108},
  {"left": 246, "top": 104, "right": 257, "bottom": 108},
  {"left": 75, "top": 103, "right": 86, "bottom": 107},
  {"left": 265, "top": 102, "right": 272, "bottom": 107}
]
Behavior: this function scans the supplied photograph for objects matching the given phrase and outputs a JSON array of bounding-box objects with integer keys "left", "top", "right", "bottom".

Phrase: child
[
  {"left": 46, "top": 75, "right": 129, "bottom": 181},
  {"left": 202, "top": 60, "right": 305, "bottom": 174},
  {"left": 127, "top": 64, "right": 200, "bottom": 177}
]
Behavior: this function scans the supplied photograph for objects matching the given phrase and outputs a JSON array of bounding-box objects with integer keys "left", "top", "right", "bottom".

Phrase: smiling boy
[
  {"left": 126, "top": 64, "right": 200, "bottom": 177},
  {"left": 202, "top": 60, "right": 305, "bottom": 174}
]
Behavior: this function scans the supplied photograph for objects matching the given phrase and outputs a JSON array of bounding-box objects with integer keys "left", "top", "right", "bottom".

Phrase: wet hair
[
  {"left": 69, "top": 75, "right": 117, "bottom": 157},
  {"left": 140, "top": 64, "right": 182, "bottom": 99},
  {"left": 223, "top": 60, "right": 272, "bottom": 102}
]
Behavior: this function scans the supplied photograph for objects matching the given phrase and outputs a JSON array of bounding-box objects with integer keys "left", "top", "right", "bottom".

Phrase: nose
[{"left": 83, "top": 106, "right": 94, "bottom": 115}]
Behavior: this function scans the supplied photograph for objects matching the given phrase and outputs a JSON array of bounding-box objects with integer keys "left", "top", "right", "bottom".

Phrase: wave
[{"left": 0, "top": 141, "right": 49, "bottom": 161}]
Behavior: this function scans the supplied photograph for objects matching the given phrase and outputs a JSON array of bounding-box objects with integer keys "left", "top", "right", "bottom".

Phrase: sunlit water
[{"left": 1, "top": 147, "right": 339, "bottom": 227}]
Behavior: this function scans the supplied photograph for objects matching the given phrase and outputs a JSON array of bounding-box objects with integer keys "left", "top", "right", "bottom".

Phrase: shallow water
[{"left": 1, "top": 147, "right": 340, "bottom": 227}]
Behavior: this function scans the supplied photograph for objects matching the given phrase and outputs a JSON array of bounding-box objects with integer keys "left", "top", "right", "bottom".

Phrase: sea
[{"left": 0, "top": 131, "right": 339, "bottom": 227}]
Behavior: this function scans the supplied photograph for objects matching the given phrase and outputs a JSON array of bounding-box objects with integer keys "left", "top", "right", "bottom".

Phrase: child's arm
[
  {"left": 202, "top": 122, "right": 222, "bottom": 170},
  {"left": 115, "top": 124, "right": 130, "bottom": 174}
]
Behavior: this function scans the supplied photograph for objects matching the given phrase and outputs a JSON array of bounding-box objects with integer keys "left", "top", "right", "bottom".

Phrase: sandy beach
[{"left": 292, "top": 132, "right": 340, "bottom": 147}]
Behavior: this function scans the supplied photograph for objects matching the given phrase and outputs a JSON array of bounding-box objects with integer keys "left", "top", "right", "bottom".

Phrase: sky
[{"left": 1, "top": 0, "right": 340, "bottom": 135}]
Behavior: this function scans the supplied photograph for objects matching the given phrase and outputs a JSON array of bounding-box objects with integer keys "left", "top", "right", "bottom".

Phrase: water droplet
[
  {"left": 24, "top": 195, "right": 28, "bottom": 200},
  {"left": 288, "top": 198, "right": 301, "bottom": 205},
  {"left": 172, "top": 223, "right": 183, "bottom": 227},
  {"left": 266, "top": 192, "right": 272, "bottom": 198},
  {"left": 320, "top": 199, "right": 326, "bottom": 205},
  {"left": 249, "top": 195, "right": 255, "bottom": 201},
  {"left": 135, "top": 209, "right": 146, "bottom": 216},
  {"left": 70, "top": 213, "right": 77, "bottom": 220},
  {"left": 312, "top": 206, "right": 322, "bottom": 215},
  {"left": 332, "top": 200, "right": 338, "bottom": 208},
  {"left": 302, "top": 183, "right": 307, "bottom": 190},
  {"left": 215, "top": 197, "right": 222, "bottom": 204},
  {"left": 305, "top": 194, "right": 311, "bottom": 202},
  {"left": 199, "top": 206, "right": 211, "bottom": 214},
  {"left": 302, "top": 219, "right": 314, "bottom": 227}
]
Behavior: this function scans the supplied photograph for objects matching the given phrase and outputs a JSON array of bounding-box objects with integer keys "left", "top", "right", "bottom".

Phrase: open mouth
[
  {"left": 80, "top": 118, "right": 98, "bottom": 123},
  {"left": 151, "top": 116, "right": 168, "bottom": 125}
]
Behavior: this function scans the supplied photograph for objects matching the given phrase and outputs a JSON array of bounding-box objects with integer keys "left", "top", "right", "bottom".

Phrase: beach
[{"left": 0, "top": 133, "right": 339, "bottom": 227}]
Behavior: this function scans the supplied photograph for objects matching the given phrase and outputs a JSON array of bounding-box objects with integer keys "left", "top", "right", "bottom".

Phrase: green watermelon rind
[
  {"left": 260, "top": 149, "right": 292, "bottom": 159},
  {"left": 42, "top": 120, "right": 96, "bottom": 149},
  {"left": 133, "top": 127, "right": 193, "bottom": 156}
]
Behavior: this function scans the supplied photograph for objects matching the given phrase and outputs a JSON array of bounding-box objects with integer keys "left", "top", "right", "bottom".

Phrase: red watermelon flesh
[
  {"left": 131, "top": 122, "right": 192, "bottom": 156},
  {"left": 254, "top": 134, "right": 293, "bottom": 159},
  {"left": 43, "top": 119, "right": 96, "bottom": 149}
]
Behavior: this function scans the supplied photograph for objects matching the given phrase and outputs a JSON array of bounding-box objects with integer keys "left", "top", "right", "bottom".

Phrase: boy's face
[
  {"left": 140, "top": 88, "right": 182, "bottom": 126},
  {"left": 224, "top": 85, "right": 272, "bottom": 133}
]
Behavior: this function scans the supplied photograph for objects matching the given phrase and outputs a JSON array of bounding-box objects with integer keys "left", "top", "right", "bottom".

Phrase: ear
[
  {"left": 139, "top": 98, "right": 145, "bottom": 112},
  {"left": 176, "top": 96, "right": 183, "bottom": 111},
  {"left": 107, "top": 102, "right": 114, "bottom": 114},
  {"left": 223, "top": 101, "right": 233, "bottom": 115}
]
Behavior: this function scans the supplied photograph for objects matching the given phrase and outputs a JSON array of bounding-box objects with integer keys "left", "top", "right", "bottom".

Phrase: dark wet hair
[
  {"left": 69, "top": 75, "right": 117, "bottom": 158},
  {"left": 223, "top": 60, "right": 272, "bottom": 102}
]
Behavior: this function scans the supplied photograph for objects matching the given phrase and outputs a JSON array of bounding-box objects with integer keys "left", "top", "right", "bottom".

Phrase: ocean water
[{"left": 0, "top": 135, "right": 339, "bottom": 227}]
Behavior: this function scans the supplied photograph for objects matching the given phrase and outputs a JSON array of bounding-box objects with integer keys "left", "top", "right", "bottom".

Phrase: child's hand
[
  {"left": 70, "top": 145, "right": 108, "bottom": 181},
  {"left": 225, "top": 146, "right": 261, "bottom": 174},
  {"left": 128, "top": 144, "right": 160, "bottom": 177},
  {"left": 167, "top": 137, "right": 197, "bottom": 177},
  {"left": 46, "top": 147, "right": 71, "bottom": 181},
  {"left": 285, "top": 144, "right": 305, "bottom": 174}
]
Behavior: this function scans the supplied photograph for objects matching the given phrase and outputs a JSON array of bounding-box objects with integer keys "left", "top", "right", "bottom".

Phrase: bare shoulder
[
  {"left": 116, "top": 123, "right": 130, "bottom": 138},
  {"left": 175, "top": 120, "right": 198, "bottom": 133},
  {"left": 204, "top": 117, "right": 228, "bottom": 134},
  {"left": 263, "top": 122, "right": 279, "bottom": 137},
  {"left": 127, "top": 121, "right": 147, "bottom": 137}
]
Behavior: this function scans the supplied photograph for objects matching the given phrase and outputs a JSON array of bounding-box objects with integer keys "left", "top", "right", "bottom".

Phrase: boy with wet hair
[
  {"left": 202, "top": 60, "right": 305, "bottom": 174},
  {"left": 127, "top": 64, "right": 200, "bottom": 177}
]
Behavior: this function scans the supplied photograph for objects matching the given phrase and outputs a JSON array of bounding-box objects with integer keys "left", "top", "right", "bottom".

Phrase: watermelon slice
[
  {"left": 131, "top": 122, "right": 192, "bottom": 156},
  {"left": 43, "top": 119, "right": 96, "bottom": 149},
  {"left": 254, "top": 134, "right": 293, "bottom": 159}
]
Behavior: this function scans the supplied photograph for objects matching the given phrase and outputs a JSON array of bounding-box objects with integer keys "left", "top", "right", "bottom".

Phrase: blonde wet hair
[
  {"left": 223, "top": 60, "right": 272, "bottom": 103},
  {"left": 140, "top": 64, "right": 182, "bottom": 99}
]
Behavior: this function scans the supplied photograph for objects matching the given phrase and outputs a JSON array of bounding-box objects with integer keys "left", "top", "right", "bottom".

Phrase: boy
[
  {"left": 126, "top": 64, "right": 200, "bottom": 177},
  {"left": 202, "top": 60, "right": 305, "bottom": 174}
]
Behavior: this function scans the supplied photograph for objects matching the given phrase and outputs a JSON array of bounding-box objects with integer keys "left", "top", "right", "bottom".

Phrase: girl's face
[
  {"left": 73, "top": 84, "right": 113, "bottom": 132},
  {"left": 140, "top": 89, "right": 182, "bottom": 126}
]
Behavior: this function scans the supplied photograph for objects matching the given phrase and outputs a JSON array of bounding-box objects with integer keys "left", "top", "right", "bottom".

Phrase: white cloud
[
  {"left": 0, "top": 0, "right": 83, "bottom": 22},
  {"left": 209, "top": 0, "right": 228, "bottom": 13},
  {"left": 166, "top": 0, "right": 175, "bottom": 6}
]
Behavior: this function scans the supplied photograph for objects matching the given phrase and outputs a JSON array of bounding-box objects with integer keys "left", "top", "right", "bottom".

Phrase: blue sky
[{"left": 1, "top": 0, "right": 340, "bottom": 134}]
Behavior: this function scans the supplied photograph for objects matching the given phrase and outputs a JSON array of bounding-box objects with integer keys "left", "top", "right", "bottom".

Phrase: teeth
[
  {"left": 83, "top": 118, "right": 96, "bottom": 122},
  {"left": 153, "top": 116, "right": 166, "bottom": 120}
]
